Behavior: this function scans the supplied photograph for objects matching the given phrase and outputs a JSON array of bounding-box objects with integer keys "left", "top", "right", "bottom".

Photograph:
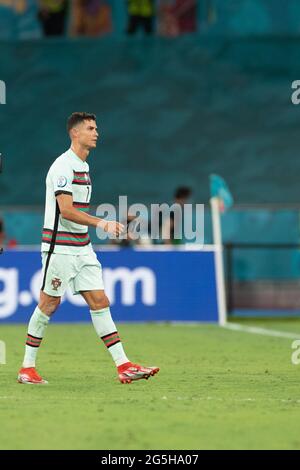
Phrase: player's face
[{"left": 77, "top": 120, "right": 99, "bottom": 149}]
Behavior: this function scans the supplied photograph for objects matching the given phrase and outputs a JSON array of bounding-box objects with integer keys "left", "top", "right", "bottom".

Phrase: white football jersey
[{"left": 41, "top": 148, "right": 93, "bottom": 255}]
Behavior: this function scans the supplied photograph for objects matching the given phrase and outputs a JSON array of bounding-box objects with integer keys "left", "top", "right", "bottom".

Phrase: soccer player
[{"left": 18, "top": 112, "right": 159, "bottom": 385}]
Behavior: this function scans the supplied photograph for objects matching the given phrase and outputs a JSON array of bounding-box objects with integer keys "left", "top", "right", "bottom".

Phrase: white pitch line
[{"left": 223, "top": 322, "right": 300, "bottom": 340}]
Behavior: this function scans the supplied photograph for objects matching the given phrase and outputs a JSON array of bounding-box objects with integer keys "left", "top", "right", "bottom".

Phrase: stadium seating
[{"left": 1, "top": 36, "right": 300, "bottom": 207}]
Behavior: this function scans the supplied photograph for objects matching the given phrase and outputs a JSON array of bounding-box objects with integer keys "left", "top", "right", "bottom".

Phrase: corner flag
[{"left": 209, "top": 174, "right": 233, "bottom": 212}]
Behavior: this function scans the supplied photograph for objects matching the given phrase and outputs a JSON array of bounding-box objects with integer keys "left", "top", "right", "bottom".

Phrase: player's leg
[
  {"left": 18, "top": 252, "right": 72, "bottom": 384},
  {"left": 18, "top": 292, "right": 61, "bottom": 384},
  {"left": 72, "top": 252, "right": 159, "bottom": 383},
  {"left": 81, "top": 289, "right": 159, "bottom": 383},
  {"left": 80, "top": 289, "right": 130, "bottom": 366}
]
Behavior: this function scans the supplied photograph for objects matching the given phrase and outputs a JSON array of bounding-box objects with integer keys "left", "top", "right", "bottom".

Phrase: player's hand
[{"left": 103, "top": 221, "right": 125, "bottom": 236}]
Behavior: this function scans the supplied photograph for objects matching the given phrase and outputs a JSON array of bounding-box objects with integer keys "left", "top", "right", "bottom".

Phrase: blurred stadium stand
[
  {"left": 1, "top": 36, "right": 300, "bottom": 206},
  {"left": 2, "top": 0, "right": 300, "bottom": 39},
  {"left": 1, "top": 0, "right": 300, "bottom": 315}
]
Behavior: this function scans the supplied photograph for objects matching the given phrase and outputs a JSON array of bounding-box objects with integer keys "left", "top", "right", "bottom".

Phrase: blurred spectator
[
  {"left": 0, "top": 0, "right": 28, "bottom": 14},
  {"left": 38, "top": 0, "right": 69, "bottom": 36},
  {"left": 0, "top": 1, "right": 41, "bottom": 40},
  {"left": 161, "top": 186, "right": 192, "bottom": 245},
  {"left": 0, "top": 218, "right": 18, "bottom": 249},
  {"left": 112, "top": 214, "right": 151, "bottom": 247},
  {"left": 0, "top": 218, "right": 4, "bottom": 249},
  {"left": 158, "top": 0, "right": 197, "bottom": 37},
  {"left": 126, "top": 0, "right": 155, "bottom": 35},
  {"left": 70, "top": 0, "right": 112, "bottom": 37}
]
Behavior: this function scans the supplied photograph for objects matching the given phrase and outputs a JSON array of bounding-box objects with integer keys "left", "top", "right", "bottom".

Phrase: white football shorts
[{"left": 41, "top": 251, "right": 104, "bottom": 297}]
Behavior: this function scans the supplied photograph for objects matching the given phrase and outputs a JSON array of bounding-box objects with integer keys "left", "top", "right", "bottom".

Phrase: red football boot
[
  {"left": 118, "top": 362, "right": 160, "bottom": 384},
  {"left": 17, "top": 367, "right": 48, "bottom": 385}
]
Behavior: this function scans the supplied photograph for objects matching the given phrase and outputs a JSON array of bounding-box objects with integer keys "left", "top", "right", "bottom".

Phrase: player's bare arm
[{"left": 56, "top": 193, "right": 124, "bottom": 236}]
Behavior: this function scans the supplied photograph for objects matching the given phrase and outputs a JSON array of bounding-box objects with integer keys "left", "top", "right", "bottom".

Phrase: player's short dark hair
[
  {"left": 174, "top": 186, "right": 192, "bottom": 200},
  {"left": 67, "top": 112, "right": 96, "bottom": 133}
]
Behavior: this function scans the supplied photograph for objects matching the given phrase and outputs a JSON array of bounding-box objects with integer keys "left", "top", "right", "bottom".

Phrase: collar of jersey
[{"left": 68, "top": 148, "right": 88, "bottom": 168}]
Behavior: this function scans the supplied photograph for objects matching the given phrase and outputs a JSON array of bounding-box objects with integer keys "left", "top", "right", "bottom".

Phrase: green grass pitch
[{"left": 1, "top": 320, "right": 300, "bottom": 450}]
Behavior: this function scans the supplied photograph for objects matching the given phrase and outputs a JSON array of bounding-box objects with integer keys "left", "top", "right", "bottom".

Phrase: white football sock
[
  {"left": 90, "top": 307, "right": 129, "bottom": 367},
  {"left": 22, "top": 306, "right": 50, "bottom": 368}
]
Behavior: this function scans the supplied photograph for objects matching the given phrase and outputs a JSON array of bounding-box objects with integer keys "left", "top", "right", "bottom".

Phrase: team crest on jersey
[
  {"left": 57, "top": 176, "right": 67, "bottom": 188},
  {"left": 51, "top": 277, "right": 62, "bottom": 291}
]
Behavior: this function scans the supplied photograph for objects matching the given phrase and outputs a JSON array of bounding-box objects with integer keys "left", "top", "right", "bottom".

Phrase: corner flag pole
[{"left": 210, "top": 196, "right": 227, "bottom": 326}]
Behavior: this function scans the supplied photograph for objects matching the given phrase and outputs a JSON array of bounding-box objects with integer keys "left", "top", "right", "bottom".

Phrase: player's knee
[
  {"left": 46, "top": 298, "right": 61, "bottom": 315},
  {"left": 90, "top": 295, "right": 110, "bottom": 311},
  {"left": 39, "top": 296, "right": 61, "bottom": 316}
]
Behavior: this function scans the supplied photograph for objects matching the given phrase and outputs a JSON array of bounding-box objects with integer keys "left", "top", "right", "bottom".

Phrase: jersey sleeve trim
[{"left": 55, "top": 190, "right": 73, "bottom": 197}]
